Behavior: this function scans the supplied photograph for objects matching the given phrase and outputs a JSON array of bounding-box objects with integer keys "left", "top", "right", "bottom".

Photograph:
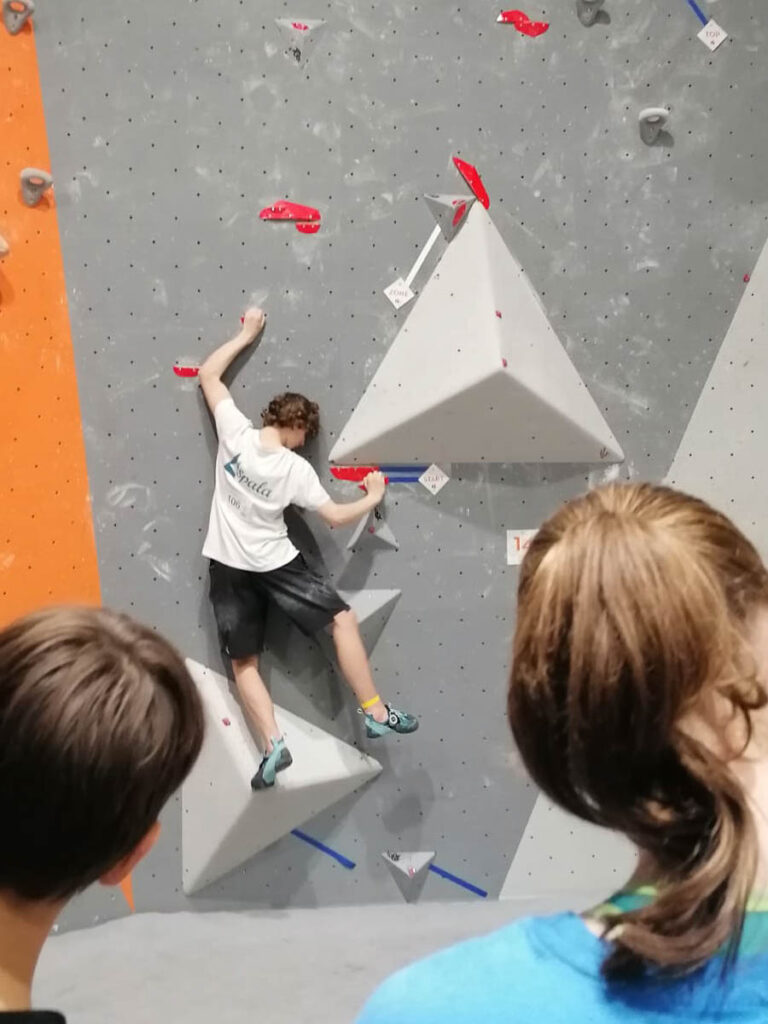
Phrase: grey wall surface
[{"left": 32, "top": 0, "right": 768, "bottom": 930}]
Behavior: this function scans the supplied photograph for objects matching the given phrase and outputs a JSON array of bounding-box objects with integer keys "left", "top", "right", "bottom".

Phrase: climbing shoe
[
  {"left": 362, "top": 704, "right": 419, "bottom": 738},
  {"left": 251, "top": 737, "right": 293, "bottom": 790}
]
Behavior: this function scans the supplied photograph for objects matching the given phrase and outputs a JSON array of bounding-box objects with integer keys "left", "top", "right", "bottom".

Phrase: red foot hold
[
  {"left": 260, "top": 200, "right": 321, "bottom": 222},
  {"left": 451, "top": 200, "right": 468, "bottom": 226},
  {"left": 291, "top": 21, "right": 309, "bottom": 30},
  {"left": 332, "top": 465, "right": 378, "bottom": 482},
  {"left": 173, "top": 365, "right": 199, "bottom": 377},
  {"left": 497, "top": 10, "right": 549, "bottom": 35},
  {"left": 368, "top": 526, "right": 375, "bottom": 534},
  {"left": 296, "top": 222, "right": 321, "bottom": 233},
  {"left": 452, "top": 157, "right": 490, "bottom": 209},
  {"left": 502, "top": 358, "right": 508, "bottom": 367},
  {"left": 744, "top": 273, "right": 751, "bottom": 283},
  {"left": 222, "top": 718, "right": 231, "bottom": 726},
  {"left": 495, "top": 310, "right": 502, "bottom": 318}
]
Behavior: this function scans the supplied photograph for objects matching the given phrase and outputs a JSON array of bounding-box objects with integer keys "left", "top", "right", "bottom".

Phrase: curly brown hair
[{"left": 261, "top": 392, "right": 320, "bottom": 439}]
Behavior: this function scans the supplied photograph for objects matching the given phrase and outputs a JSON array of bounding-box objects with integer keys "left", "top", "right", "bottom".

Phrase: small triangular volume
[
  {"left": 2, "top": 0, "right": 34, "bottom": 35},
  {"left": 382, "top": 851, "right": 436, "bottom": 902},
  {"left": 181, "top": 660, "right": 381, "bottom": 894},
  {"left": 318, "top": 589, "right": 401, "bottom": 665},
  {"left": 329, "top": 204, "right": 623, "bottom": 465},
  {"left": 274, "top": 18, "right": 325, "bottom": 65},
  {"left": 424, "top": 194, "right": 476, "bottom": 241},
  {"left": 346, "top": 511, "right": 399, "bottom": 551}
]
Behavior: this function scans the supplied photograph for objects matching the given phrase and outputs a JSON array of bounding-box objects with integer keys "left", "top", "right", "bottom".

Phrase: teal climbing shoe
[
  {"left": 251, "top": 738, "right": 293, "bottom": 790},
  {"left": 363, "top": 704, "right": 419, "bottom": 738}
]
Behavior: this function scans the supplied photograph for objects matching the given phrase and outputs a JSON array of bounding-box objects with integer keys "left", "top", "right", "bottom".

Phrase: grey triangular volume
[
  {"left": 339, "top": 588, "right": 401, "bottom": 654},
  {"left": 3, "top": 0, "right": 34, "bottom": 35},
  {"left": 346, "top": 511, "right": 373, "bottom": 550},
  {"left": 424, "top": 193, "right": 476, "bottom": 241},
  {"left": 329, "top": 204, "right": 623, "bottom": 465},
  {"left": 382, "top": 851, "right": 436, "bottom": 902},
  {"left": 274, "top": 18, "right": 326, "bottom": 65},
  {"left": 346, "top": 512, "right": 399, "bottom": 551}
]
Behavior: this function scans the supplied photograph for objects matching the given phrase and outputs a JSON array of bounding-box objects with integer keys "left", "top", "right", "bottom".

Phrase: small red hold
[
  {"left": 368, "top": 526, "right": 375, "bottom": 534},
  {"left": 496, "top": 310, "right": 502, "bottom": 318},
  {"left": 497, "top": 10, "right": 549, "bottom": 36},
  {"left": 296, "top": 222, "right": 321, "bottom": 234},
  {"left": 453, "top": 157, "right": 490, "bottom": 209},
  {"left": 451, "top": 201, "right": 467, "bottom": 226},
  {"left": 260, "top": 200, "right": 321, "bottom": 222},
  {"left": 291, "top": 21, "right": 309, "bottom": 30},
  {"left": 173, "top": 365, "right": 200, "bottom": 377},
  {"left": 502, "top": 358, "right": 508, "bottom": 368},
  {"left": 744, "top": 273, "right": 751, "bottom": 283},
  {"left": 222, "top": 718, "right": 231, "bottom": 726}
]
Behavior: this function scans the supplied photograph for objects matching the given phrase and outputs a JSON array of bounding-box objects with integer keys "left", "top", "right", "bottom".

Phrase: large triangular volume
[
  {"left": 424, "top": 193, "right": 476, "bottom": 241},
  {"left": 274, "top": 18, "right": 326, "bottom": 65},
  {"left": 317, "top": 589, "right": 401, "bottom": 663},
  {"left": 330, "top": 204, "right": 623, "bottom": 464},
  {"left": 666, "top": 237, "right": 768, "bottom": 558},
  {"left": 382, "top": 850, "right": 436, "bottom": 902},
  {"left": 499, "top": 795, "right": 635, "bottom": 900},
  {"left": 182, "top": 660, "right": 381, "bottom": 894}
]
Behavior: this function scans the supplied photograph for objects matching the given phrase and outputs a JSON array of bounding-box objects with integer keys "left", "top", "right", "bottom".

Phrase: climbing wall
[{"left": 3, "top": 0, "right": 764, "bottom": 927}]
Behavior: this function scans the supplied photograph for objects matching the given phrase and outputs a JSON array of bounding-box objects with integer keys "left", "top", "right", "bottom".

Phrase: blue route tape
[
  {"left": 685, "top": 0, "right": 708, "bottom": 25},
  {"left": 429, "top": 864, "right": 488, "bottom": 898},
  {"left": 291, "top": 829, "right": 356, "bottom": 870}
]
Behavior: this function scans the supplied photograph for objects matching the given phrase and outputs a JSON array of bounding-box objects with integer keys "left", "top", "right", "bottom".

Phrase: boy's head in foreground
[
  {"left": 261, "top": 392, "right": 320, "bottom": 449},
  {"left": 0, "top": 605, "right": 204, "bottom": 906}
]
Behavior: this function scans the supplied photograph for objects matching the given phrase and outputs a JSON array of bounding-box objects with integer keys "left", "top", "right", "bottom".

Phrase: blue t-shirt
[{"left": 355, "top": 912, "right": 768, "bottom": 1023}]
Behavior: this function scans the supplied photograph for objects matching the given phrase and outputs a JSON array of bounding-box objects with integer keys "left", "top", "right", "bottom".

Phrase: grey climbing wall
[{"left": 30, "top": 0, "right": 768, "bottom": 929}]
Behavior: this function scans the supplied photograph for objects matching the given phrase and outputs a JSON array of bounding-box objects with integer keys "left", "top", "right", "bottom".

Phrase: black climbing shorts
[{"left": 208, "top": 555, "right": 350, "bottom": 659}]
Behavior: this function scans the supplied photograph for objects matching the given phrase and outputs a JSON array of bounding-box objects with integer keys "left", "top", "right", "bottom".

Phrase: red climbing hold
[
  {"left": 173, "top": 365, "right": 199, "bottom": 377},
  {"left": 296, "top": 222, "right": 321, "bottom": 234},
  {"left": 260, "top": 200, "right": 321, "bottom": 222},
  {"left": 332, "top": 466, "right": 378, "bottom": 482},
  {"left": 222, "top": 718, "right": 231, "bottom": 726},
  {"left": 744, "top": 273, "right": 751, "bottom": 283},
  {"left": 502, "top": 358, "right": 508, "bottom": 368},
  {"left": 291, "top": 21, "right": 309, "bottom": 30},
  {"left": 496, "top": 10, "right": 549, "bottom": 36},
  {"left": 451, "top": 201, "right": 468, "bottom": 226},
  {"left": 452, "top": 157, "right": 490, "bottom": 209},
  {"left": 495, "top": 310, "right": 503, "bottom": 318}
]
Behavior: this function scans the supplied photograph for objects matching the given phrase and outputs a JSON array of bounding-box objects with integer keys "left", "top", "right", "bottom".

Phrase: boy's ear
[{"left": 99, "top": 821, "right": 161, "bottom": 887}]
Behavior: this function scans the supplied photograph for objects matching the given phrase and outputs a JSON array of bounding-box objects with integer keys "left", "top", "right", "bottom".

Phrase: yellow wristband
[{"left": 361, "top": 695, "right": 381, "bottom": 710}]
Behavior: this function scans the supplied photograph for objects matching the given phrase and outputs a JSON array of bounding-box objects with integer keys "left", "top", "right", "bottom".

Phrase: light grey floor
[{"left": 35, "top": 896, "right": 601, "bottom": 1023}]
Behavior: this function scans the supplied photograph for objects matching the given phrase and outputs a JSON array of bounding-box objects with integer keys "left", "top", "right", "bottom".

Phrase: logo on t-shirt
[{"left": 223, "top": 453, "right": 273, "bottom": 498}]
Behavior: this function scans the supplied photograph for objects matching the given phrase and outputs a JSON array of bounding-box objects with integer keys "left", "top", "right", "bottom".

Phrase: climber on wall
[{"left": 199, "top": 307, "right": 418, "bottom": 791}]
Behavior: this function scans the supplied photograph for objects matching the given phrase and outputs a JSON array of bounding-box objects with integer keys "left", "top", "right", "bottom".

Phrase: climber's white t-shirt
[{"left": 202, "top": 398, "right": 331, "bottom": 572}]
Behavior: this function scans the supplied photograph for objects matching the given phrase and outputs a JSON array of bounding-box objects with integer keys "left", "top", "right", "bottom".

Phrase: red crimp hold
[
  {"left": 260, "top": 200, "right": 321, "bottom": 222},
  {"left": 451, "top": 200, "right": 467, "bottom": 226},
  {"left": 173, "top": 365, "right": 200, "bottom": 377},
  {"left": 502, "top": 358, "right": 508, "bottom": 368},
  {"left": 331, "top": 466, "right": 377, "bottom": 482},
  {"left": 495, "top": 310, "right": 502, "bottom": 318},
  {"left": 222, "top": 718, "right": 231, "bottom": 726},
  {"left": 368, "top": 526, "right": 375, "bottom": 534},
  {"left": 744, "top": 274, "right": 751, "bottom": 283},
  {"left": 452, "top": 157, "right": 490, "bottom": 209},
  {"left": 291, "top": 21, "right": 309, "bottom": 30},
  {"left": 296, "top": 222, "right": 321, "bottom": 233},
  {"left": 497, "top": 10, "right": 549, "bottom": 36}
]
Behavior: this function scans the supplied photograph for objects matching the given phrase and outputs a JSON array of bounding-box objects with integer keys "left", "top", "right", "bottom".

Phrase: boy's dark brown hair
[
  {"left": 261, "top": 392, "right": 320, "bottom": 439},
  {"left": 508, "top": 482, "right": 768, "bottom": 980},
  {"left": 0, "top": 605, "right": 205, "bottom": 901}
]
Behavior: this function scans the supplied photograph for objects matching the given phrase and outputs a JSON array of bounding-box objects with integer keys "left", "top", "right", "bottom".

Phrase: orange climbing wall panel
[{"left": 0, "top": 22, "right": 100, "bottom": 624}]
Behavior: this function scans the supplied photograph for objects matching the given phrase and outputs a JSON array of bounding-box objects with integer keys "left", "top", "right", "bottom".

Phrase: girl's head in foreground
[{"left": 509, "top": 483, "right": 768, "bottom": 980}]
